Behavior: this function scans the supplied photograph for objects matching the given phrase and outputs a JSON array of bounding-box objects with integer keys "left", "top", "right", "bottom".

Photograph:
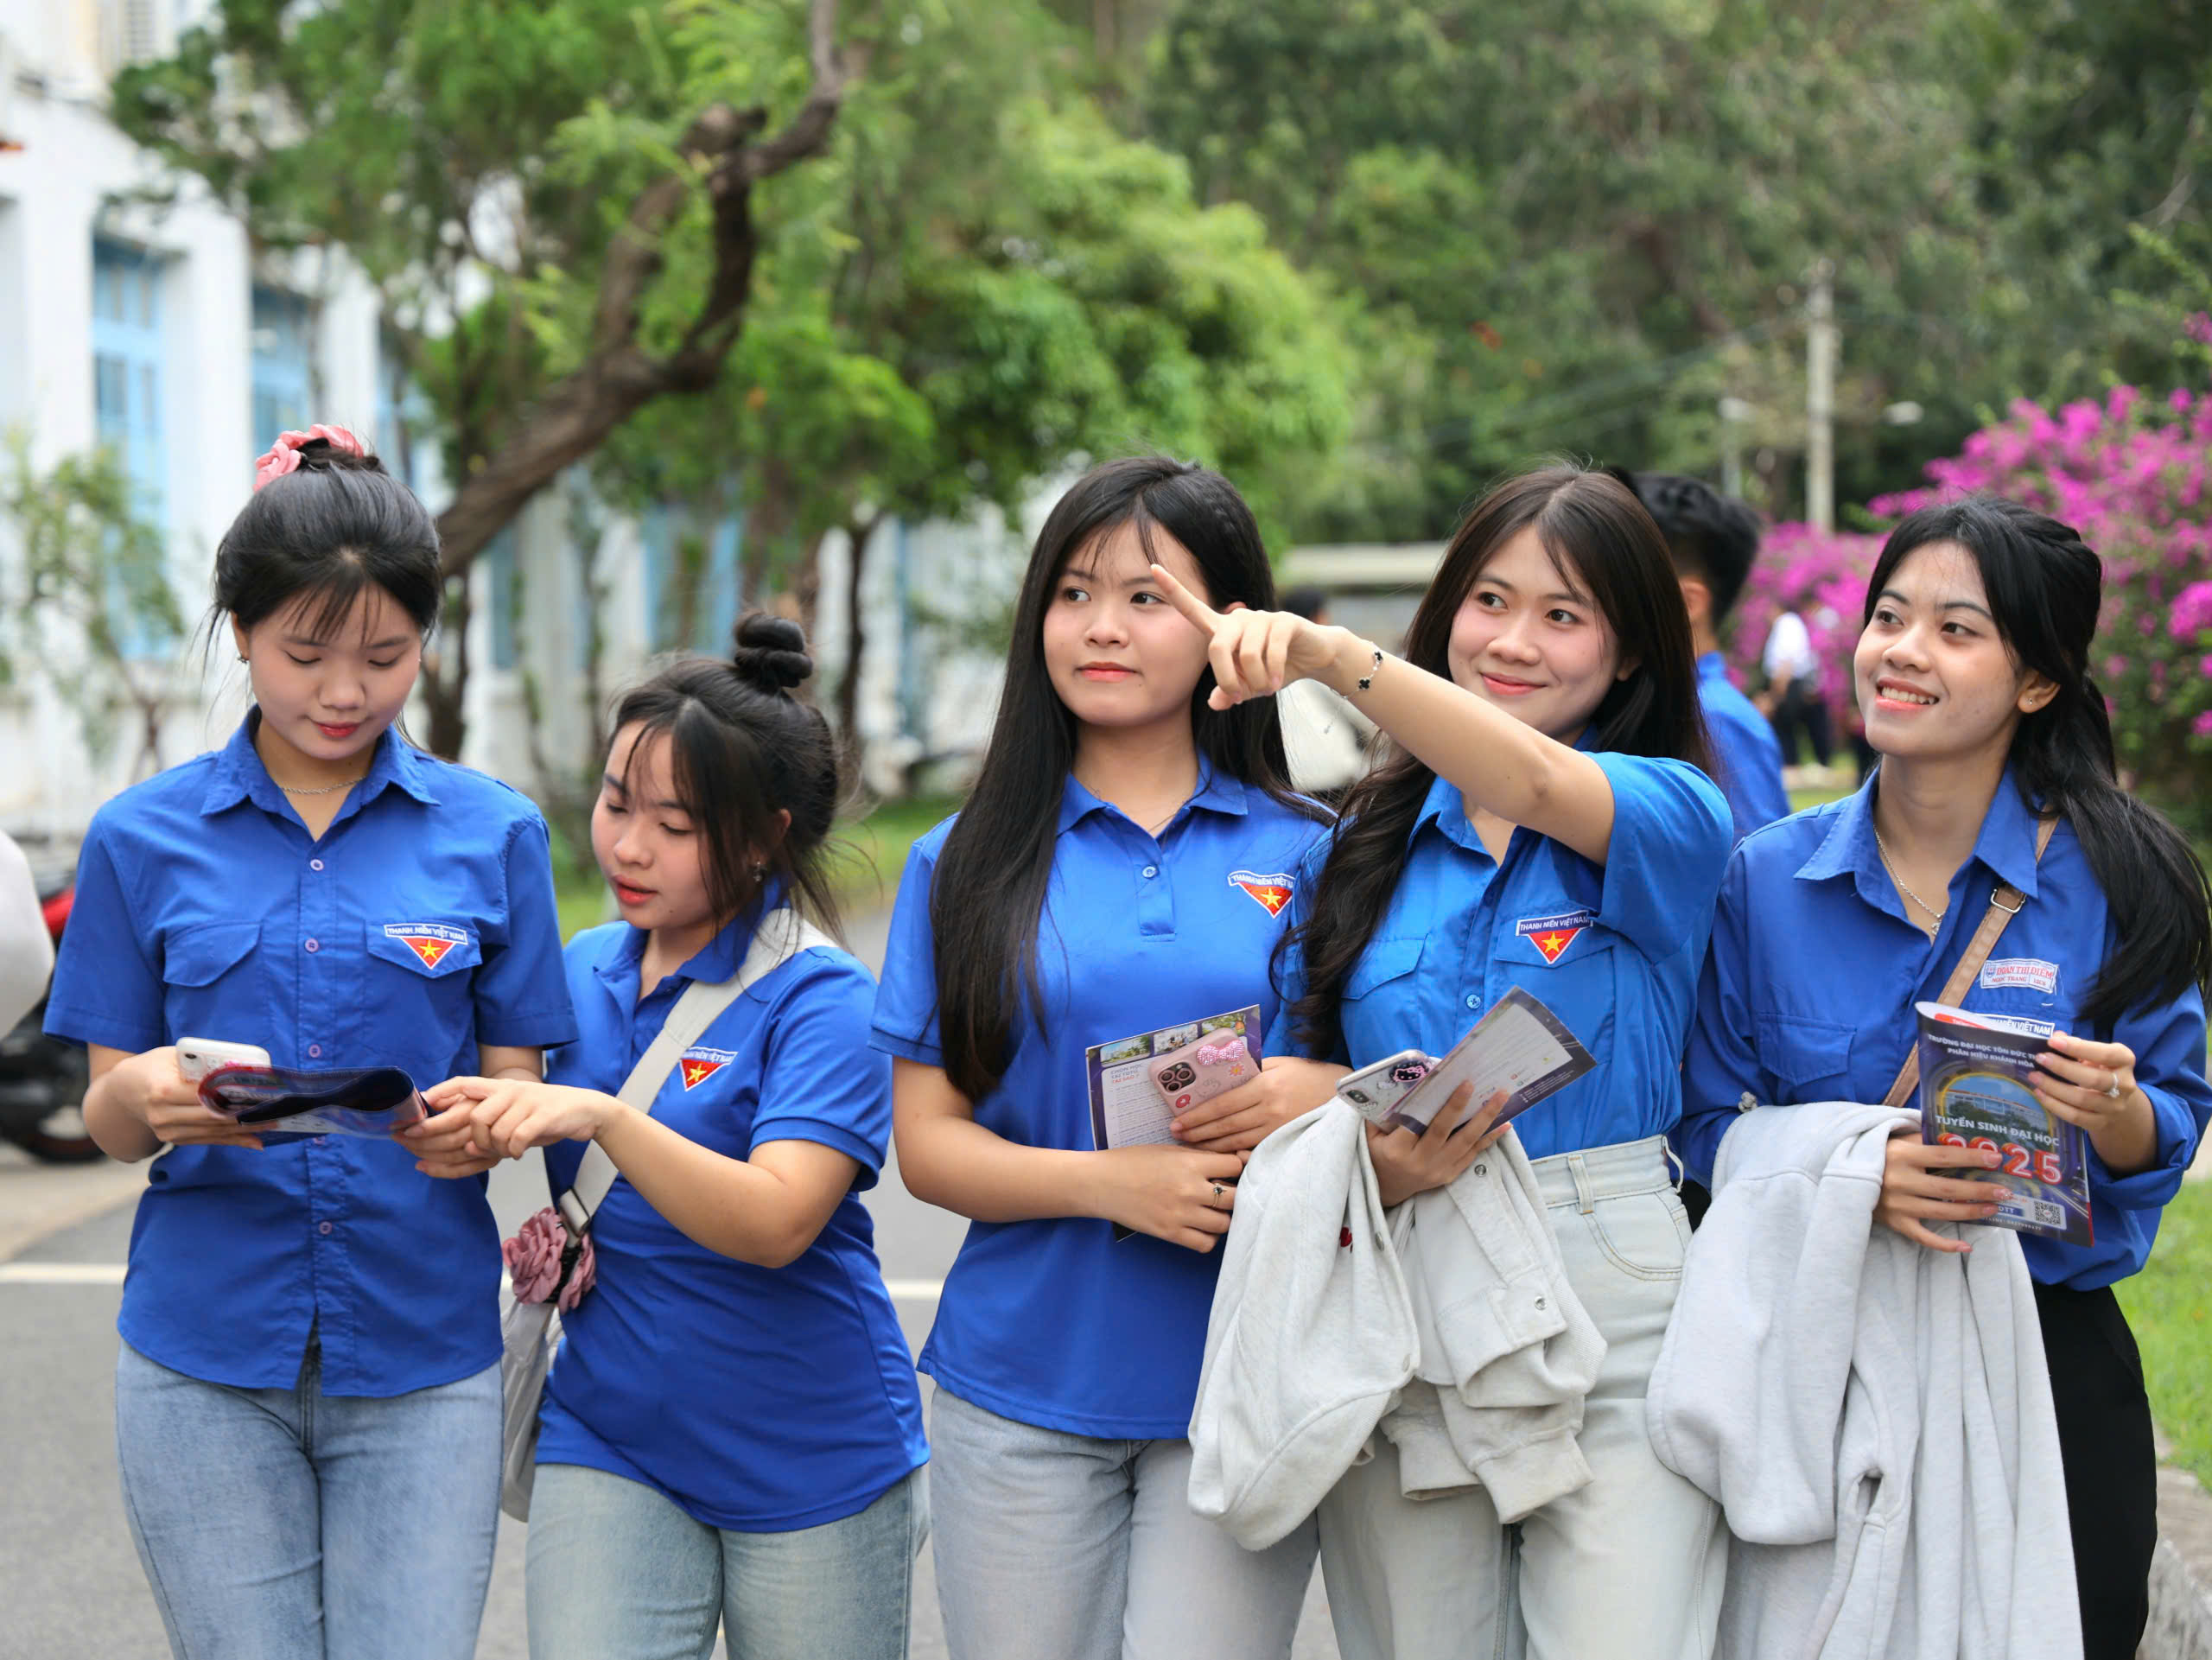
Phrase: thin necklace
[
  {"left": 276, "top": 774, "right": 367, "bottom": 797},
  {"left": 1872, "top": 825, "right": 1948, "bottom": 924}
]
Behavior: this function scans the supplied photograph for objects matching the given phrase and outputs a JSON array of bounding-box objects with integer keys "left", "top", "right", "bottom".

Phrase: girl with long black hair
[
  {"left": 1159, "top": 462, "right": 1734, "bottom": 1659},
  {"left": 872, "top": 456, "right": 1335, "bottom": 1659},
  {"left": 1679, "top": 496, "right": 2212, "bottom": 1656}
]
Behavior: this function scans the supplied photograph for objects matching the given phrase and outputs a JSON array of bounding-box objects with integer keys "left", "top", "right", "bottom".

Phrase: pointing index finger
[{"left": 1148, "top": 563, "right": 1220, "bottom": 633}]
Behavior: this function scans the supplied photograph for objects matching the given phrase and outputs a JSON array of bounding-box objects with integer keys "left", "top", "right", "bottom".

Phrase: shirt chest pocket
[
  {"left": 1753, "top": 1015, "right": 1858, "bottom": 1104},
  {"left": 1496, "top": 919, "right": 1618, "bottom": 1055},
  {"left": 361, "top": 922, "right": 485, "bottom": 1065},
  {"left": 162, "top": 920, "right": 264, "bottom": 1040},
  {"left": 1339, "top": 937, "right": 1429, "bottom": 1055}
]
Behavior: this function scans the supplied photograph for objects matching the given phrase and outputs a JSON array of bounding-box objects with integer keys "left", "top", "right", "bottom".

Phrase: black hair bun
[
  {"left": 730, "top": 612, "right": 813, "bottom": 695},
  {"left": 295, "top": 436, "right": 388, "bottom": 477}
]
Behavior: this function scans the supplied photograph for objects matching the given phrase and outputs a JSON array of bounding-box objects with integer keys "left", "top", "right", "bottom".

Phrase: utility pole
[
  {"left": 1718, "top": 396, "right": 1751, "bottom": 499},
  {"left": 1806, "top": 258, "right": 1836, "bottom": 531}
]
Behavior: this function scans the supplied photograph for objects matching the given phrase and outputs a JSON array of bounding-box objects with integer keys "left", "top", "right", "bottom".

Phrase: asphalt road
[{"left": 0, "top": 906, "right": 1339, "bottom": 1659}]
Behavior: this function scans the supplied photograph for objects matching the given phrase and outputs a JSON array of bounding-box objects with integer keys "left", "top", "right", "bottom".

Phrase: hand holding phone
[
  {"left": 176, "top": 1037, "right": 274, "bottom": 1084},
  {"left": 1335, "top": 1048, "right": 1439, "bottom": 1132}
]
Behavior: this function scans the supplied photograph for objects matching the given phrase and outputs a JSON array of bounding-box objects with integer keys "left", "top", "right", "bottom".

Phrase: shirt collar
[
  {"left": 1056, "top": 756, "right": 1250, "bottom": 837},
  {"left": 200, "top": 714, "right": 441, "bottom": 818},
  {"left": 591, "top": 889, "right": 785, "bottom": 998},
  {"left": 1697, "top": 651, "right": 1730, "bottom": 684},
  {"left": 1796, "top": 764, "right": 2045, "bottom": 901}
]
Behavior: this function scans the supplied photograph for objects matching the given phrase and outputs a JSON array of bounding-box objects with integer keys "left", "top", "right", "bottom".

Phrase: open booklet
[
  {"left": 1086, "top": 1006, "right": 1261, "bottom": 1243},
  {"left": 1915, "top": 1002, "right": 2093, "bottom": 1245},
  {"left": 1334, "top": 985, "right": 1595, "bottom": 1136},
  {"left": 200, "top": 1064, "right": 428, "bottom": 1140}
]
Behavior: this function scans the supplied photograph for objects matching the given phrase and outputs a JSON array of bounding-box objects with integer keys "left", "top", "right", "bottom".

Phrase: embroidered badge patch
[
  {"left": 1980, "top": 957, "right": 2060, "bottom": 995},
  {"left": 1228, "top": 869, "right": 1294, "bottom": 917},
  {"left": 678, "top": 1047, "right": 737, "bottom": 1091},
  {"left": 1515, "top": 909, "right": 1597, "bottom": 965},
  {"left": 383, "top": 921, "right": 469, "bottom": 970}
]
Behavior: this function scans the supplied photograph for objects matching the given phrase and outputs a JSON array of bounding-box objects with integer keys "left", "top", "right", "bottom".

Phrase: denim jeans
[
  {"left": 523, "top": 1460, "right": 927, "bottom": 1660},
  {"left": 114, "top": 1339, "right": 502, "bottom": 1660},
  {"left": 1318, "top": 1136, "right": 1727, "bottom": 1660},
  {"left": 927, "top": 1386, "right": 1317, "bottom": 1660}
]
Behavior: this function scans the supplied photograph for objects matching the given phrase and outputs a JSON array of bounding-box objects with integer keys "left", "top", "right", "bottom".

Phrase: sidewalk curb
[
  {"left": 0, "top": 1157, "right": 144, "bottom": 1263},
  {"left": 2148, "top": 1441, "right": 2212, "bottom": 1659}
]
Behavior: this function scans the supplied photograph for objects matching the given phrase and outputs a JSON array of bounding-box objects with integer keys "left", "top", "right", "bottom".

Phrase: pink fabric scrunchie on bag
[
  {"left": 503, "top": 1205, "right": 595, "bottom": 1312},
  {"left": 252, "top": 423, "right": 366, "bottom": 493}
]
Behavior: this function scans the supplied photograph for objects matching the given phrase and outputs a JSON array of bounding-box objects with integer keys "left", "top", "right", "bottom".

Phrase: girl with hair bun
[
  {"left": 1680, "top": 495, "right": 2212, "bottom": 1656},
  {"left": 428, "top": 613, "right": 928, "bottom": 1660},
  {"left": 48, "top": 426, "right": 577, "bottom": 1657}
]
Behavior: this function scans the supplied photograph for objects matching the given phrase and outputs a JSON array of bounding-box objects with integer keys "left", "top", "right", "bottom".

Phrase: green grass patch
[
  {"left": 2116, "top": 1179, "right": 2212, "bottom": 1487},
  {"left": 551, "top": 795, "right": 960, "bottom": 943}
]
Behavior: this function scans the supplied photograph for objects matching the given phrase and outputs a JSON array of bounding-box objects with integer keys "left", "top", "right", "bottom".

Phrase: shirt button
[
  {"left": 307, "top": 1044, "right": 322, "bottom": 1059},
  {"left": 1464, "top": 993, "right": 1482, "bottom": 1010},
  {"left": 309, "top": 858, "right": 324, "bottom": 871},
  {"left": 1141, "top": 865, "right": 1158, "bottom": 879},
  {"left": 317, "top": 1221, "right": 334, "bottom": 1236},
  {"left": 304, "top": 938, "right": 320, "bottom": 953}
]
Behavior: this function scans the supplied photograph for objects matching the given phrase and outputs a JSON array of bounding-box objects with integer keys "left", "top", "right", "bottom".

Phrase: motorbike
[{"left": 0, "top": 875, "right": 99, "bottom": 1162}]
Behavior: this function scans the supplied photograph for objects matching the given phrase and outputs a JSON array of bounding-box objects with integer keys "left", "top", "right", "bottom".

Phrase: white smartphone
[
  {"left": 176, "top": 1037, "right": 273, "bottom": 1084},
  {"left": 1334, "top": 1047, "right": 1438, "bottom": 1128}
]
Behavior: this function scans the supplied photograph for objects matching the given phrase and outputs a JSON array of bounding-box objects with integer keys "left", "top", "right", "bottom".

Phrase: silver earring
[
  {"left": 751, "top": 862, "right": 769, "bottom": 881},
  {"left": 237, "top": 654, "right": 249, "bottom": 663}
]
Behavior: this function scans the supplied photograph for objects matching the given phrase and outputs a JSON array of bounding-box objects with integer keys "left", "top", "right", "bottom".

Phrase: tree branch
[{"left": 435, "top": 0, "right": 863, "bottom": 576}]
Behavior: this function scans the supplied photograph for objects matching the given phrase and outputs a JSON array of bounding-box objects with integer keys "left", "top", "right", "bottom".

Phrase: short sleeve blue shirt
[
  {"left": 537, "top": 913, "right": 926, "bottom": 1531},
  {"left": 1268, "top": 752, "right": 1732, "bottom": 1163},
  {"left": 45, "top": 717, "right": 576, "bottom": 1395},
  {"left": 1698, "top": 652, "right": 1790, "bottom": 842},
  {"left": 870, "top": 767, "right": 1326, "bottom": 1439},
  {"left": 1678, "top": 773, "right": 2212, "bottom": 1290}
]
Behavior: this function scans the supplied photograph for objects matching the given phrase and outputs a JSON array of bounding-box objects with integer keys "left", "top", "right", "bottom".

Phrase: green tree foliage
[{"left": 0, "top": 436, "right": 187, "bottom": 774}]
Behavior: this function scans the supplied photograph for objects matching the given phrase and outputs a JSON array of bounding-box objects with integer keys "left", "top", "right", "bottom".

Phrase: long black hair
[
  {"left": 929, "top": 456, "right": 1327, "bottom": 1101},
  {"left": 1866, "top": 497, "right": 2211, "bottom": 1026},
  {"left": 1286, "top": 463, "right": 1713, "bottom": 1059},
  {"left": 212, "top": 436, "right": 442, "bottom": 642},
  {"left": 607, "top": 613, "right": 846, "bottom": 938}
]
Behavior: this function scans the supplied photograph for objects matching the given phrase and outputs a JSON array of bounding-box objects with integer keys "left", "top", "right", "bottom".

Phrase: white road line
[
  {"left": 0, "top": 1262, "right": 947, "bottom": 1300},
  {"left": 0, "top": 1262, "right": 126, "bottom": 1285}
]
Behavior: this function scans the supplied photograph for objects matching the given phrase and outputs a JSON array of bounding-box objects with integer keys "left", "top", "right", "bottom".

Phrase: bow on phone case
[{"left": 1148, "top": 1032, "right": 1255, "bottom": 1114}]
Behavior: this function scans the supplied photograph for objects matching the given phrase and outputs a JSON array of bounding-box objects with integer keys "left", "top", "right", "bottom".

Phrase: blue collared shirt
[
  {"left": 870, "top": 766, "right": 1327, "bottom": 1438},
  {"left": 46, "top": 716, "right": 575, "bottom": 1395},
  {"left": 1268, "top": 753, "right": 1732, "bottom": 1162},
  {"left": 1698, "top": 651, "right": 1790, "bottom": 841},
  {"left": 1678, "top": 773, "right": 2212, "bottom": 1289},
  {"left": 538, "top": 911, "right": 926, "bottom": 1530}
]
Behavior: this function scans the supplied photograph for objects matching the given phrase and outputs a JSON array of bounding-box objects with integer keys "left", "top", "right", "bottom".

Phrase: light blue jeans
[
  {"left": 928, "top": 1386, "right": 1318, "bottom": 1660},
  {"left": 114, "top": 1339, "right": 503, "bottom": 1660},
  {"left": 524, "top": 1461, "right": 928, "bottom": 1660}
]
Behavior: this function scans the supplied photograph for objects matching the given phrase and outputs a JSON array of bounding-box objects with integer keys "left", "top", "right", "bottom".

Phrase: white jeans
[
  {"left": 927, "top": 1385, "right": 1318, "bottom": 1660},
  {"left": 1318, "top": 1135, "right": 1726, "bottom": 1660}
]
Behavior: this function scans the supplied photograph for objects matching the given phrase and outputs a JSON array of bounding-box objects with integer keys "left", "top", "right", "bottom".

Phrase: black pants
[
  {"left": 1768, "top": 679, "right": 1834, "bottom": 766},
  {"left": 2036, "top": 1280, "right": 2158, "bottom": 1658}
]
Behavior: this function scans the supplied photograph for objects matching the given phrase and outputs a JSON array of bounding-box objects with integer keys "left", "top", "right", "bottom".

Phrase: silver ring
[
  {"left": 1211, "top": 1180, "right": 1226, "bottom": 1204},
  {"left": 2107, "top": 1070, "right": 2123, "bottom": 1099}
]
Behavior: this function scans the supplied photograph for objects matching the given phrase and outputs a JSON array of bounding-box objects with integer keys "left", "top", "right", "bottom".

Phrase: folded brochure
[
  {"left": 199, "top": 1063, "right": 428, "bottom": 1140},
  {"left": 1337, "top": 985, "right": 1595, "bottom": 1136},
  {"left": 1915, "top": 1001, "right": 2092, "bottom": 1245}
]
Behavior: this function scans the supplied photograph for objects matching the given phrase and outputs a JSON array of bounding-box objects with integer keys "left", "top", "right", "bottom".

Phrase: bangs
[{"left": 269, "top": 555, "right": 399, "bottom": 645}]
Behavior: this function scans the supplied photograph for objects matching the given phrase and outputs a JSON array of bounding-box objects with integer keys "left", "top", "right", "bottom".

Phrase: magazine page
[
  {"left": 1914, "top": 1001, "right": 2094, "bottom": 1245},
  {"left": 1373, "top": 986, "right": 1596, "bottom": 1136},
  {"left": 200, "top": 1065, "right": 429, "bottom": 1140}
]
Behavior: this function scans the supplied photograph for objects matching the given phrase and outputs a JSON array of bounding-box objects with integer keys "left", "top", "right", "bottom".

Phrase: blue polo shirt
[
  {"left": 1699, "top": 651, "right": 1790, "bottom": 841},
  {"left": 537, "top": 913, "right": 926, "bottom": 1531},
  {"left": 870, "top": 767, "right": 1327, "bottom": 1438},
  {"left": 1679, "top": 773, "right": 2212, "bottom": 1290},
  {"left": 46, "top": 716, "right": 575, "bottom": 1396},
  {"left": 1268, "top": 752, "right": 1732, "bottom": 1163}
]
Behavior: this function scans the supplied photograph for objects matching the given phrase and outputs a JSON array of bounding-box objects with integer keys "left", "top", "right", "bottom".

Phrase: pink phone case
[{"left": 1148, "top": 1030, "right": 1255, "bottom": 1115}]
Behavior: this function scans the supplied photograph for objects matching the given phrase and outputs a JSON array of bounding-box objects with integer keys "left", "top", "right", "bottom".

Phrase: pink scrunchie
[
  {"left": 503, "top": 1205, "right": 595, "bottom": 1311},
  {"left": 252, "top": 423, "right": 366, "bottom": 493}
]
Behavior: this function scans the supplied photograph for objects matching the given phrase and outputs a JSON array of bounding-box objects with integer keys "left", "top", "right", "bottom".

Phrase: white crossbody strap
[{"left": 556, "top": 910, "right": 836, "bottom": 1235}]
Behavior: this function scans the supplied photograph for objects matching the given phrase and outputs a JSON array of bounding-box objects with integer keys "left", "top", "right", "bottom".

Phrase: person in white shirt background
[{"left": 1758, "top": 607, "right": 1834, "bottom": 768}]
